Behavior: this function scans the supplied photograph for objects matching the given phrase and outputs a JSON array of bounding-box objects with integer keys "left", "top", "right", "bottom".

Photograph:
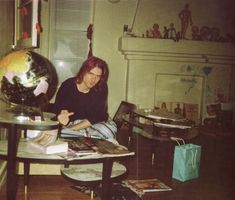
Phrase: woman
[{"left": 54, "top": 56, "right": 117, "bottom": 141}]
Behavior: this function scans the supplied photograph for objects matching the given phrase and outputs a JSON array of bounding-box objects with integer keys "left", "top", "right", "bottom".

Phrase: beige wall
[
  {"left": 92, "top": 0, "right": 136, "bottom": 115},
  {"left": 0, "top": 0, "right": 14, "bottom": 57},
  {"left": 92, "top": 0, "right": 235, "bottom": 116},
  {"left": 0, "top": 0, "right": 14, "bottom": 188}
]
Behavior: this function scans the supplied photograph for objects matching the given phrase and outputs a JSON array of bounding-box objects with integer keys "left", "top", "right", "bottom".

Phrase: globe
[{"left": 0, "top": 50, "right": 58, "bottom": 116}]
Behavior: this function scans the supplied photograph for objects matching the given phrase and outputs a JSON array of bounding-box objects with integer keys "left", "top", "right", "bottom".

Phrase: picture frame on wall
[
  {"left": 14, "top": 0, "right": 40, "bottom": 49},
  {"left": 154, "top": 73, "right": 204, "bottom": 124}
]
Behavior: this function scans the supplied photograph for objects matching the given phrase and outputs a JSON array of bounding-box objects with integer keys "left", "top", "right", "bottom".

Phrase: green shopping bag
[{"left": 171, "top": 138, "right": 201, "bottom": 182}]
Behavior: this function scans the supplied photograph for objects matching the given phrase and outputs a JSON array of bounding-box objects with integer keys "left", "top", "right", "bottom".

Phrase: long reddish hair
[{"left": 75, "top": 56, "right": 109, "bottom": 89}]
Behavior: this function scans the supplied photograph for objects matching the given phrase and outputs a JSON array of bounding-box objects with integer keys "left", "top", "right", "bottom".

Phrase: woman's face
[{"left": 83, "top": 66, "right": 102, "bottom": 89}]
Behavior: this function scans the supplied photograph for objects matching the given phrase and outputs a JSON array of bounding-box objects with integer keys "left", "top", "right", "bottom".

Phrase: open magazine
[
  {"left": 123, "top": 178, "right": 172, "bottom": 197},
  {"left": 58, "top": 137, "right": 134, "bottom": 160}
]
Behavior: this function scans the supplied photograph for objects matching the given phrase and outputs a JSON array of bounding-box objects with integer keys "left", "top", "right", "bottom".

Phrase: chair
[
  {"left": 113, "top": 101, "right": 137, "bottom": 129},
  {"left": 113, "top": 101, "right": 137, "bottom": 147}
]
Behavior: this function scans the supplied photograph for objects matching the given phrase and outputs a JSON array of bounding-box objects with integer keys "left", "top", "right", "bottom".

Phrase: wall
[
  {"left": 92, "top": 0, "right": 136, "bottom": 115},
  {"left": 92, "top": 0, "right": 235, "bottom": 116},
  {"left": 119, "top": 36, "right": 235, "bottom": 122},
  {"left": 0, "top": 0, "right": 14, "bottom": 57},
  {"left": 0, "top": 0, "right": 14, "bottom": 189}
]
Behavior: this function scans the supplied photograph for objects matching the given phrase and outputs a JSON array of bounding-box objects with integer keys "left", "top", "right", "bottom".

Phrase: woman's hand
[{"left": 57, "top": 110, "right": 74, "bottom": 126}]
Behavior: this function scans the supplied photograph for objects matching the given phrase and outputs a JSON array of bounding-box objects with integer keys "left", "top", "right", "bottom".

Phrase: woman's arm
[{"left": 67, "top": 119, "right": 91, "bottom": 130}]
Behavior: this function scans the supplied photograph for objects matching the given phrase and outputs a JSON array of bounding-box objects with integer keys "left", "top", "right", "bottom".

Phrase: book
[
  {"left": 57, "top": 138, "right": 99, "bottom": 160},
  {"left": 68, "top": 138, "right": 98, "bottom": 155},
  {"left": 28, "top": 130, "right": 68, "bottom": 154},
  {"left": 91, "top": 139, "right": 133, "bottom": 156},
  {"left": 58, "top": 137, "right": 134, "bottom": 160},
  {"left": 29, "top": 140, "right": 68, "bottom": 154},
  {"left": 123, "top": 178, "right": 172, "bottom": 197}
]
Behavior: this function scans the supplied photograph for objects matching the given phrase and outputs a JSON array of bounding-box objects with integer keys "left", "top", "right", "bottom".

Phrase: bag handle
[
  {"left": 170, "top": 136, "right": 185, "bottom": 146},
  {"left": 191, "top": 149, "right": 198, "bottom": 168}
]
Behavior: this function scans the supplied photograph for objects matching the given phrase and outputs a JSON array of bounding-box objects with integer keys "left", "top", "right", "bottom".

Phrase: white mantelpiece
[
  {"left": 118, "top": 36, "right": 235, "bottom": 123},
  {"left": 119, "top": 36, "right": 235, "bottom": 65}
]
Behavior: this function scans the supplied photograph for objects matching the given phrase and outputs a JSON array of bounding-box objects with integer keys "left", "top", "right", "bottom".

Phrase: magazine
[
  {"left": 91, "top": 138, "right": 131, "bottom": 154},
  {"left": 58, "top": 137, "right": 134, "bottom": 160},
  {"left": 123, "top": 178, "right": 172, "bottom": 197}
]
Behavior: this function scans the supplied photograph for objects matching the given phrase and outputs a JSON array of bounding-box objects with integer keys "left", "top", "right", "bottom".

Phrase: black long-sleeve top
[{"left": 53, "top": 77, "right": 108, "bottom": 124}]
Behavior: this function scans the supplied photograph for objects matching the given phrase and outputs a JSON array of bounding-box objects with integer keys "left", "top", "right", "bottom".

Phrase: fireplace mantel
[
  {"left": 119, "top": 36, "right": 235, "bottom": 64},
  {"left": 118, "top": 36, "right": 235, "bottom": 123}
]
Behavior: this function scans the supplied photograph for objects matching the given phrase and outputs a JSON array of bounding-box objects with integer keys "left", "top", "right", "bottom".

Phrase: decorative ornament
[
  {"left": 202, "top": 66, "right": 212, "bottom": 76},
  {"left": 87, "top": 24, "right": 93, "bottom": 58}
]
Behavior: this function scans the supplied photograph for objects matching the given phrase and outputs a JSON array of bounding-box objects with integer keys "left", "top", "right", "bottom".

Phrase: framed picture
[
  {"left": 154, "top": 73, "right": 204, "bottom": 124},
  {"left": 14, "top": 0, "right": 40, "bottom": 49}
]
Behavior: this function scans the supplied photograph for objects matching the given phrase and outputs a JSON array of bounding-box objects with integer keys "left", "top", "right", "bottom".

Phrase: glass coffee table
[
  {"left": 123, "top": 108, "right": 199, "bottom": 177},
  {"left": 0, "top": 138, "right": 133, "bottom": 200}
]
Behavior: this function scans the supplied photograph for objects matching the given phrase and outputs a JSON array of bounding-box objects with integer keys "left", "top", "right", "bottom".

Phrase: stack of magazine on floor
[
  {"left": 122, "top": 178, "right": 172, "bottom": 198},
  {"left": 58, "top": 137, "right": 134, "bottom": 160}
]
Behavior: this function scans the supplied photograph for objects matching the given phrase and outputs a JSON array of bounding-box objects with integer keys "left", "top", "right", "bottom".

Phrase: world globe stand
[
  {"left": 6, "top": 96, "right": 45, "bottom": 121},
  {"left": 0, "top": 50, "right": 59, "bottom": 200},
  {"left": 8, "top": 104, "right": 43, "bottom": 121}
]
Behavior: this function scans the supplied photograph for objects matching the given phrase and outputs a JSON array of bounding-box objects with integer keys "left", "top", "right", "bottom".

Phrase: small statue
[
  {"left": 147, "top": 23, "right": 162, "bottom": 38},
  {"left": 167, "top": 23, "right": 180, "bottom": 42},
  {"left": 191, "top": 25, "right": 200, "bottom": 40},
  {"left": 178, "top": 4, "right": 193, "bottom": 39},
  {"left": 163, "top": 26, "right": 169, "bottom": 39},
  {"left": 168, "top": 23, "right": 177, "bottom": 41},
  {"left": 145, "top": 30, "right": 150, "bottom": 38}
]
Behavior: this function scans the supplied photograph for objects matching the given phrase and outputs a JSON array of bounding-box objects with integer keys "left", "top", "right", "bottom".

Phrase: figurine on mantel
[
  {"left": 163, "top": 26, "right": 168, "bottom": 39},
  {"left": 162, "top": 23, "right": 180, "bottom": 42},
  {"left": 146, "top": 23, "right": 162, "bottom": 38},
  {"left": 168, "top": 23, "right": 177, "bottom": 39},
  {"left": 178, "top": 4, "right": 193, "bottom": 39},
  {"left": 167, "top": 23, "right": 180, "bottom": 42},
  {"left": 191, "top": 25, "right": 200, "bottom": 40}
]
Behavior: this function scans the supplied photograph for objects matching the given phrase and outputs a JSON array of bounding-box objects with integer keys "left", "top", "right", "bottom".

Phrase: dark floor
[
  {"left": 1, "top": 126, "right": 235, "bottom": 200},
  {"left": 117, "top": 126, "right": 235, "bottom": 200}
]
